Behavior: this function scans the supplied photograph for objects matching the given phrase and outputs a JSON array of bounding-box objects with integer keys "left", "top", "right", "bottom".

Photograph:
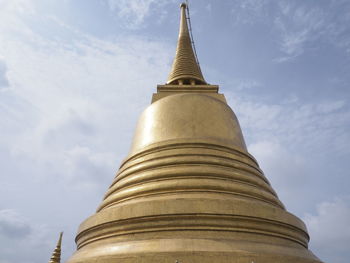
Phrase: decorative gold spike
[
  {"left": 48, "top": 232, "right": 63, "bottom": 263},
  {"left": 167, "top": 3, "right": 206, "bottom": 85}
]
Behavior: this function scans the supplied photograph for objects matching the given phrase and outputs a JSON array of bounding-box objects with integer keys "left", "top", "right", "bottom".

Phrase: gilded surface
[
  {"left": 130, "top": 94, "right": 247, "bottom": 154},
  {"left": 66, "top": 3, "right": 324, "bottom": 263},
  {"left": 49, "top": 232, "right": 63, "bottom": 263},
  {"left": 167, "top": 3, "right": 206, "bottom": 85}
]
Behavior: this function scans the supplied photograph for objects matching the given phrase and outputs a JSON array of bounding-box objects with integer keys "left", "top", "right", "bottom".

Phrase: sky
[{"left": 0, "top": 0, "right": 349, "bottom": 262}]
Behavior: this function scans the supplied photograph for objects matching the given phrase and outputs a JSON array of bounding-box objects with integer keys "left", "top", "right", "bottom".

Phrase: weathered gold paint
[
  {"left": 49, "top": 232, "right": 63, "bottom": 263},
  {"left": 66, "top": 3, "right": 324, "bottom": 263}
]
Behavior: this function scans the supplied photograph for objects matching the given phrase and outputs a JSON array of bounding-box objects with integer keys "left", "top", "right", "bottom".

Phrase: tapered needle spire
[
  {"left": 167, "top": 3, "right": 206, "bottom": 85},
  {"left": 48, "top": 232, "right": 63, "bottom": 263}
]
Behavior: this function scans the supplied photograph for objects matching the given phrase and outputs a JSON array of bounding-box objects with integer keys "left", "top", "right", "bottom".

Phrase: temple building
[{"left": 58, "top": 3, "right": 323, "bottom": 263}]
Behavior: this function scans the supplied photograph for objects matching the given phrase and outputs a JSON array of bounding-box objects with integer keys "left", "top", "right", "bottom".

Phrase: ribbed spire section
[
  {"left": 167, "top": 3, "right": 206, "bottom": 85},
  {"left": 48, "top": 232, "right": 63, "bottom": 263}
]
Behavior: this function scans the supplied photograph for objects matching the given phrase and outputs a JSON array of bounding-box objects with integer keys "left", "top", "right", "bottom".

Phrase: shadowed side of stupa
[{"left": 66, "top": 3, "right": 324, "bottom": 263}]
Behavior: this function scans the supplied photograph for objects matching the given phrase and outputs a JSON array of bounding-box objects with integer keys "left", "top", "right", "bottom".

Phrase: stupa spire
[
  {"left": 167, "top": 3, "right": 206, "bottom": 85},
  {"left": 48, "top": 232, "right": 63, "bottom": 263}
]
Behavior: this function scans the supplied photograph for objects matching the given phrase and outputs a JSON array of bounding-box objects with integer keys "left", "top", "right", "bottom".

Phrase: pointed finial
[
  {"left": 167, "top": 2, "right": 206, "bottom": 85},
  {"left": 48, "top": 232, "right": 63, "bottom": 263}
]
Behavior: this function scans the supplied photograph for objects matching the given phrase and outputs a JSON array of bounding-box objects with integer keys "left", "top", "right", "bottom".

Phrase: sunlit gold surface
[
  {"left": 130, "top": 94, "right": 247, "bottom": 155},
  {"left": 167, "top": 3, "right": 206, "bottom": 85},
  {"left": 66, "top": 2, "right": 323, "bottom": 263},
  {"left": 67, "top": 92, "right": 322, "bottom": 262},
  {"left": 49, "top": 232, "right": 63, "bottom": 263}
]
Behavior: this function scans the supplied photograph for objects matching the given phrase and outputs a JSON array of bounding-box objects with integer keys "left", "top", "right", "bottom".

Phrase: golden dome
[{"left": 130, "top": 93, "right": 247, "bottom": 155}]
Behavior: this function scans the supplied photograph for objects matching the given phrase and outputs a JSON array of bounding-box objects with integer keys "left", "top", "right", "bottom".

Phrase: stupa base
[{"left": 67, "top": 237, "right": 323, "bottom": 263}]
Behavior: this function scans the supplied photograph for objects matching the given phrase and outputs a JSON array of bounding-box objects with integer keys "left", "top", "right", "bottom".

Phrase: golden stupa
[
  {"left": 67, "top": 3, "right": 323, "bottom": 263},
  {"left": 49, "top": 232, "right": 63, "bottom": 263}
]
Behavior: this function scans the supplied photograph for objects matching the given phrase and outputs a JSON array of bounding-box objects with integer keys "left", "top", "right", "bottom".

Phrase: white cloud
[
  {"left": 247, "top": 140, "right": 312, "bottom": 215},
  {"left": 228, "top": 92, "right": 350, "bottom": 156},
  {"left": 0, "top": 2, "right": 173, "bottom": 262},
  {"left": 0, "top": 0, "right": 35, "bottom": 15},
  {"left": 304, "top": 196, "right": 350, "bottom": 263},
  {"left": 224, "top": 90, "right": 350, "bottom": 216},
  {"left": 0, "top": 209, "right": 31, "bottom": 238},
  {"left": 0, "top": 209, "right": 52, "bottom": 263},
  {"left": 0, "top": 58, "right": 9, "bottom": 89},
  {"left": 229, "top": 0, "right": 350, "bottom": 61},
  {"left": 316, "top": 100, "right": 345, "bottom": 114},
  {"left": 273, "top": 2, "right": 326, "bottom": 62},
  {"left": 227, "top": 90, "right": 350, "bottom": 262},
  {"left": 0, "top": 8, "right": 172, "bottom": 163},
  {"left": 275, "top": 1, "right": 350, "bottom": 61},
  {"left": 205, "top": 3, "right": 212, "bottom": 12},
  {"left": 236, "top": 79, "right": 261, "bottom": 90},
  {"left": 105, "top": 0, "right": 173, "bottom": 29},
  {"left": 231, "top": 0, "right": 271, "bottom": 25}
]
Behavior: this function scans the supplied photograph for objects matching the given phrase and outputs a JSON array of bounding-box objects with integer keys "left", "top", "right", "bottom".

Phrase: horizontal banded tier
[
  {"left": 67, "top": 94, "right": 321, "bottom": 263},
  {"left": 99, "top": 143, "right": 283, "bottom": 212},
  {"left": 66, "top": 2, "right": 323, "bottom": 262}
]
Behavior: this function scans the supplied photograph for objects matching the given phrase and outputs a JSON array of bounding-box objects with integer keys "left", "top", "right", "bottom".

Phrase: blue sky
[{"left": 0, "top": 0, "right": 349, "bottom": 262}]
